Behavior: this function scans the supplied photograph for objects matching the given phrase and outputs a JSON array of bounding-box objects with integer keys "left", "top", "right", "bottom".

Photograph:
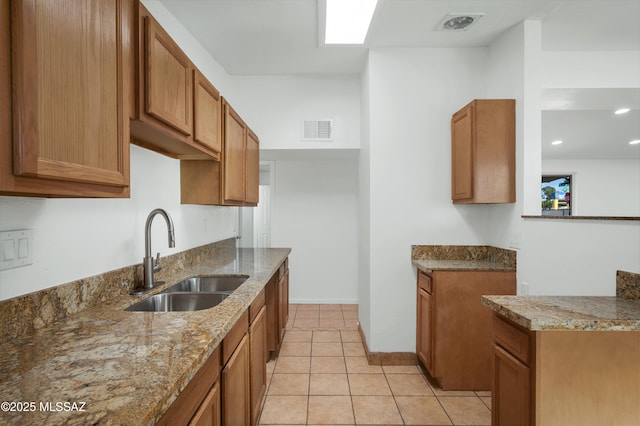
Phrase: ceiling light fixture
[
  {"left": 551, "top": 140, "right": 563, "bottom": 145},
  {"left": 615, "top": 108, "right": 631, "bottom": 115},
  {"left": 630, "top": 139, "right": 640, "bottom": 145},
  {"left": 325, "top": 0, "right": 378, "bottom": 44},
  {"left": 436, "top": 13, "right": 485, "bottom": 31}
]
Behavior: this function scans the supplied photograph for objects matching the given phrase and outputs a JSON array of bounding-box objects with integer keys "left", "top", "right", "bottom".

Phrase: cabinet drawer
[
  {"left": 418, "top": 271, "right": 433, "bottom": 294},
  {"left": 493, "top": 315, "right": 530, "bottom": 364},
  {"left": 249, "top": 289, "right": 266, "bottom": 324},
  {"left": 222, "top": 310, "right": 249, "bottom": 365}
]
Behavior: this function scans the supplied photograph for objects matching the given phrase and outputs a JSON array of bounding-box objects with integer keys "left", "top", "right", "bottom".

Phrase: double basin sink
[{"left": 125, "top": 276, "right": 248, "bottom": 312}]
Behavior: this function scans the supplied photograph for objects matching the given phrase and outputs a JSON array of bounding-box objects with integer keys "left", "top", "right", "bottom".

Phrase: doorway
[{"left": 238, "top": 162, "right": 274, "bottom": 248}]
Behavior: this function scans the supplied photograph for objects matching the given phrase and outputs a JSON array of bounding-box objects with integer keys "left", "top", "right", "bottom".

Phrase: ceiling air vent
[
  {"left": 435, "top": 13, "right": 485, "bottom": 31},
  {"left": 303, "top": 119, "right": 333, "bottom": 141}
]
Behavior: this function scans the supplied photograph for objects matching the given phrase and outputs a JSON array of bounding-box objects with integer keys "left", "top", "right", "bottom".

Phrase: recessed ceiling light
[
  {"left": 630, "top": 139, "right": 640, "bottom": 145},
  {"left": 615, "top": 108, "right": 631, "bottom": 115},
  {"left": 435, "top": 13, "right": 485, "bottom": 31},
  {"left": 551, "top": 140, "right": 563, "bottom": 145},
  {"left": 325, "top": 0, "right": 378, "bottom": 44}
]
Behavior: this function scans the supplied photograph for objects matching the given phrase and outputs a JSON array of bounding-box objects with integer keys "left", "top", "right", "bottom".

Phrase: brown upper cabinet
[
  {"left": 129, "top": 2, "right": 220, "bottom": 160},
  {"left": 1, "top": 0, "right": 130, "bottom": 197},
  {"left": 180, "top": 98, "right": 259, "bottom": 206},
  {"left": 451, "top": 99, "right": 515, "bottom": 204}
]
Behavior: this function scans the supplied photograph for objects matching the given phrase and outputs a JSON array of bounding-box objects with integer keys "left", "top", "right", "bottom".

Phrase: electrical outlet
[
  {"left": 520, "top": 281, "right": 529, "bottom": 296},
  {"left": 0, "top": 229, "right": 34, "bottom": 270}
]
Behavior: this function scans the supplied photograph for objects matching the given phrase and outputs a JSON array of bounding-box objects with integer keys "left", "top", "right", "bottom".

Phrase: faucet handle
[{"left": 153, "top": 252, "right": 162, "bottom": 272}]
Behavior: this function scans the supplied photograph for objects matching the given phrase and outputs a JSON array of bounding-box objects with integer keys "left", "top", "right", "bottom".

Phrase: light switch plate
[{"left": 0, "top": 229, "right": 34, "bottom": 270}]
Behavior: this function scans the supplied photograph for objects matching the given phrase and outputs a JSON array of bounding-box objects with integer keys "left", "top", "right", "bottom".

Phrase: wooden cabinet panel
[
  {"left": 180, "top": 98, "right": 259, "bottom": 206},
  {"left": 223, "top": 102, "right": 247, "bottom": 204},
  {"left": 144, "top": 15, "right": 191, "bottom": 136},
  {"left": 1, "top": 0, "right": 130, "bottom": 197},
  {"left": 451, "top": 106, "right": 474, "bottom": 200},
  {"left": 189, "top": 382, "right": 221, "bottom": 426},
  {"left": 222, "top": 334, "right": 250, "bottom": 426},
  {"left": 416, "top": 270, "right": 516, "bottom": 390},
  {"left": 265, "top": 273, "right": 279, "bottom": 357},
  {"left": 451, "top": 99, "right": 515, "bottom": 204},
  {"left": 158, "top": 347, "right": 221, "bottom": 426},
  {"left": 278, "top": 268, "right": 289, "bottom": 343},
  {"left": 130, "top": 3, "right": 219, "bottom": 160},
  {"left": 249, "top": 306, "right": 267, "bottom": 426},
  {"left": 493, "top": 345, "right": 530, "bottom": 426},
  {"left": 245, "top": 129, "right": 260, "bottom": 205},
  {"left": 265, "top": 259, "right": 289, "bottom": 359},
  {"left": 193, "top": 68, "right": 221, "bottom": 158},
  {"left": 416, "top": 287, "right": 433, "bottom": 374}
]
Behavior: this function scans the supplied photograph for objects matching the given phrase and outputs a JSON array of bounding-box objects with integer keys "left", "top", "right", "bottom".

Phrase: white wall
[
  {"left": 362, "top": 48, "right": 491, "bottom": 352},
  {"left": 270, "top": 159, "right": 359, "bottom": 303},
  {"left": 230, "top": 75, "right": 361, "bottom": 151},
  {"left": 486, "top": 22, "right": 640, "bottom": 297},
  {"left": 0, "top": 1, "right": 239, "bottom": 300},
  {"left": 543, "top": 159, "right": 640, "bottom": 216},
  {"left": 0, "top": 146, "right": 235, "bottom": 300}
]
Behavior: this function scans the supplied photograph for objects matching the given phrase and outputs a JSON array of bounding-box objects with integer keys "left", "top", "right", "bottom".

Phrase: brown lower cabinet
[
  {"left": 249, "top": 292, "right": 267, "bottom": 426},
  {"left": 189, "top": 382, "right": 221, "bottom": 426},
  {"left": 415, "top": 269, "right": 515, "bottom": 390},
  {"left": 157, "top": 347, "right": 221, "bottom": 426},
  {"left": 492, "top": 314, "right": 640, "bottom": 426},
  {"left": 159, "top": 266, "right": 287, "bottom": 425},
  {"left": 221, "top": 312, "right": 250, "bottom": 426},
  {"left": 266, "top": 258, "right": 289, "bottom": 359}
]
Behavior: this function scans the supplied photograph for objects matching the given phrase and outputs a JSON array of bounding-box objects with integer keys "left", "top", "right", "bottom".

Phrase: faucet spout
[{"left": 142, "top": 208, "right": 175, "bottom": 290}]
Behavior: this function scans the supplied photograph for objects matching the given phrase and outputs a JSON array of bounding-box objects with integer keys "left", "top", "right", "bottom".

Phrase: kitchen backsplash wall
[{"left": 0, "top": 238, "right": 236, "bottom": 340}]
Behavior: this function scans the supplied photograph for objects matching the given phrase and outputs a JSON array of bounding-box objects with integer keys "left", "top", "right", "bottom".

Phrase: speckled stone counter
[
  {"left": 411, "top": 245, "right": 516, "bottom": 273},
  {"left": 0, "top": 245, "right": 290, "bottom": 425},
  {"left": 482, "top": 296, "right": 640, "bottom": 331}
]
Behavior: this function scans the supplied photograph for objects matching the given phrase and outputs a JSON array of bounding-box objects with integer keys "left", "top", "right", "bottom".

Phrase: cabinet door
[
  {"left": 245, "top": 129, "right": 259, "bottom": 205},
  {"left": 144, "top": 15, "right": 192, "bottom": 136},
  {"left": 193, "top": 68, "right": 221, "bottom": 157},
  {"left": 249, "top": 306, "right": 267, "bottom": 426},
  {"left": 493, "top": 345, "right": 530, "bottom": 426},
  {"left": 451, "top": 104, "right": 474, "bottom": 201},
  {"left": 416, "top": 288, "right": 433, "bottom": 373},
  {"left": 189, "top": 382, "right": 221, "bottom": 426},
  {"left": 10, "top": 0, "right": 128, "bottom": 188},
  {"left": 265, "top": 274, "right": 279, "bottom": 356},
  {"left": 278, "top": 269, "right": 289, "bottom": 342},
  {"left": 223, "top": 102, "right": 246, "bottom": 204},
  {"left": 222, "top": 334, "right": 250, "bottom": 426}
]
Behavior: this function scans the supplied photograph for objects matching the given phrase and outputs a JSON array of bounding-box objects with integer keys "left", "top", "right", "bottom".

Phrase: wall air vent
[{"left": 303, "top": 119, "right": 333, "bottom": 141}]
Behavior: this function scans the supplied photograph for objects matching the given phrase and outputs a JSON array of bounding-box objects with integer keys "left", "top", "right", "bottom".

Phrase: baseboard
[
  {"left": 357, "top": 324, "right": 418, "bottom": 366},
  {"left": 289, "top": 298, "right": 359, "bottom": 304}
]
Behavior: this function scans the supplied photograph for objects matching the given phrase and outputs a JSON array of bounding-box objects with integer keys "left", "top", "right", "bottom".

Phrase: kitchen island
[
  {"left": 0, "top": 242, "right": 290, "bottom": 425},
  {"left": 482, "top": 290, "right": 640, "bottom": 426}
]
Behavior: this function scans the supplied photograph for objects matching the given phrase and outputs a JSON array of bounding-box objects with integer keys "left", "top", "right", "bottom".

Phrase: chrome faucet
[{"left": 142, "top": 208, "right": 175, "bottom": 291}]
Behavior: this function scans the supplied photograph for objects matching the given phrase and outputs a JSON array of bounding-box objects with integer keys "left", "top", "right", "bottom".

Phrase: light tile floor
[{"left": 258, "top": 304, "right": 492, "bottom": 426}]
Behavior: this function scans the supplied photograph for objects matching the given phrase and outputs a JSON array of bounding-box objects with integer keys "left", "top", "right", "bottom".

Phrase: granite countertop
[
  {"left": 413, "top": 258, "right": 515, "bottom": 273},
  {"left": 482, "top": 295, "right": 640, "bottom": 331},
  {"left": 0, "top": 247, "right": 290, "bottom": 426},
  {"left": 411, "top": 245, "right": 516, "bottom": 273}
]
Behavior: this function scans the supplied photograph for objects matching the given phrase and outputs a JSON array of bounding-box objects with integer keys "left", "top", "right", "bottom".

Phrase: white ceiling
[
  {"left": 158, "top": 0, "right": 640, "bottom": 75},
  {"left": 542, "top": 88, "right": 640, "bottom": 160}
]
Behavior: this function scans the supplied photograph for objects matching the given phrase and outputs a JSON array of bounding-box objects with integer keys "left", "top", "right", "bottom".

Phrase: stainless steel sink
[
  {"left": 125, "top": 293, "right": 228, "bottom": 312},
  {"left": 162, "top": 275, "right": 248, "bottom": 294}
]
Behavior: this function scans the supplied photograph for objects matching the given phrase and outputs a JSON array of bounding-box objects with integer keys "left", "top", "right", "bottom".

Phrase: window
[{"left": 541, "top": 175, "right": 572, "bottom": 216}]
